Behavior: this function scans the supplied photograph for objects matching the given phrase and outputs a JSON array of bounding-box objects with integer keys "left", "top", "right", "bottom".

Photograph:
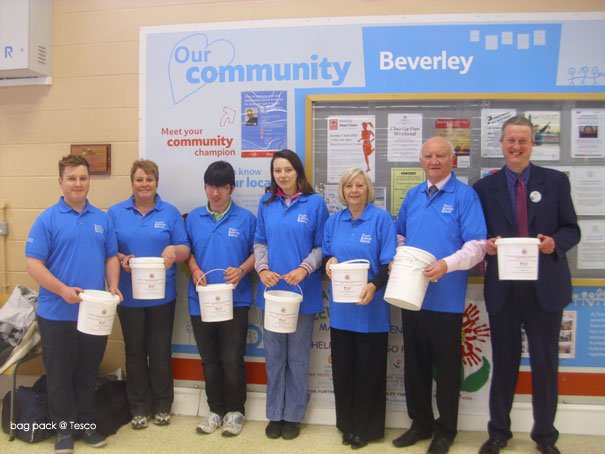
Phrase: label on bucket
[
  {"left": 200, "top": 293, "right": 233, "bottom": 322},
  {"left": 332, "top": 272, "right": 367, "bottom": 303},
  {"left": 77, "top": 301, "right": 117, "bottom": 336},
  {"left": 265, "top": 306, "right": 299, "bottom": 333},
  {"left": 498, "top": 244, "right": 539, "bottom": 280},
  {"left": 132, "top": 270, "right": 166, "bottom": 299}
]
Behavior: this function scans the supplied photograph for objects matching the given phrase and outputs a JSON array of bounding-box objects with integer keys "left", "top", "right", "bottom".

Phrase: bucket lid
[
  {"left": 495, "top": 238, "right": 540, "bottom": 246},
  {"left": 80, "top": 290, "right": 120, "bottom": 304},
  {"left": 395, "top": 246, "right": 436, "bottom": 262},
  {"left": 196, "top": 283, "right": 234, "bottom": 292},
  {"left": 265, "top": 289, "right": 303, "bottom": 303},
  {"left": 130, "top": 257, "right": 165, "bottom": 265},
  {"left": 331, "top": 259, "right": 370, "bottom": 270}
]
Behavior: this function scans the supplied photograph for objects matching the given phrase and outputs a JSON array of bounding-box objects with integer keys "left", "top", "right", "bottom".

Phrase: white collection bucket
[
  {"left": 77, "top": 290, "right": 119, "bottom": 336},
  {"left": 264, "top": 282, "right": 303, "bottom": 334},
  {"left": 330, "top": 259, "right": 370, "bottom": 303},
  {"left": 384, "top": 246, "right": 436, "bottom": 311},
  {"left": 496, "top": 237, "right": 540, "bottom": 281},
  {"left": 129, "top": 257, "right": 166, "bottom": 300},
  {"left": 196, "top": 269, "right": 234, "bottom": 322}
]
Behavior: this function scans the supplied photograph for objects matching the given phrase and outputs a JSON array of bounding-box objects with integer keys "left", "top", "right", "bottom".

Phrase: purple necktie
[{"left": 516, "top": 178, "right": 528, "bottom": 237}]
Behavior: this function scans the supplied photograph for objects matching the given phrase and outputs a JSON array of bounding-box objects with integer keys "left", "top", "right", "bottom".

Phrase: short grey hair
[{"left": 337, "top": 168, "right": 375, "bottom": 206}]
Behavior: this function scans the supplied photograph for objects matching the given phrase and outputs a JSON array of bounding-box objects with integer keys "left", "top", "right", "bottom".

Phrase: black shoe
[
  {"left": 342, "top": 433, "right": 354, "bottom": 445},
  {"left": 479, "top": 437, "right": 507, "bottom": 454},
  {"left": 265, "top": 420, "right": 283, "bottom": 439},
  {"left": 351, "top": 435, "right": 368, "bottom": 450},
  {"left": 393, "top": 427, "right": 432, "bottom": 448},
  {"left": 281, "top": 421, "right": 301, "bottom": 440},
  {"left": 537, "top": 443, "right": 561, "bottom": 454},
  {"left": 428, "top": 436, "right": 453, "bottom": 454}
]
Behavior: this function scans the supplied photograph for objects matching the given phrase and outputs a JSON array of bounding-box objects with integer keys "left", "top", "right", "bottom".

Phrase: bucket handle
[
  {"left": 339, "top": 259, "right": 371, "bottom": 266},
  {"left": 196, "top": 268, "right": 227, "bottom": 287},
  {"left": 263, "top": 278, "right": 303, "bottom": 300}
]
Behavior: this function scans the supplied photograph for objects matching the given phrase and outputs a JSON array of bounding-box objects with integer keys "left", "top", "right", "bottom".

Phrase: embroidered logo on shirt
[
  {"left": 154, "top": 221, "right": 166, "bottom": 229},
  {"left": 228, "top": 227, "right": 240, "bottom": 238},
  {"left": 441, "top": 204, "right": 454, "bottom": 214},
  {"left": 297, "top": 214, "right": 308, "bottom": 224},
  {"left": 94, "top": 224, "right": 104, "bottom": 234},
  {"left": 360, "top": 234, "right": 372, "bottom": 244},
  {"left": 27, "top": 237, "right": 34, "bottom": 243}
]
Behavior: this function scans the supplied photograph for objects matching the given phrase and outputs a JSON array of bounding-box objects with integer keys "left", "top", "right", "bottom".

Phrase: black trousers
[
  {"left": 488, "top": 283, "right": 562, "bottom": 445},
  {"left": 401, "top": 309, "right": 463, "bottom": 441},
  {"left": 117, "top": 300, "right": 175, "bottom": 416},
  {"left": 190, "top": 307, "right": 249, "bottom": 416},
  {"left": 330, "top": 327, "right": 388, "bottom": 441},
  {"left": 39, "top": 316, "right": 107, "bottom": 435}
]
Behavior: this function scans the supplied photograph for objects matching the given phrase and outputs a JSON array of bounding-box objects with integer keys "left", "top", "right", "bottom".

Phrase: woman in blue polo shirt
[
  {"left": 323, "top": 168, "right": 396, "bottom": 449},
  {"left": 185, "top": 161, "right": 256, "bottom": 437},
  {"left": 254, "top": 149, "right": 329, "bottom": 440},
  {"left": 108, "top": 159, "right": 190, "bottom": 429}
]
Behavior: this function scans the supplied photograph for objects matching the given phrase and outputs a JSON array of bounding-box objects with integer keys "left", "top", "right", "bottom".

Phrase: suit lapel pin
[{"left": 530, "top": 191, "right": 542, "bottom": 203}]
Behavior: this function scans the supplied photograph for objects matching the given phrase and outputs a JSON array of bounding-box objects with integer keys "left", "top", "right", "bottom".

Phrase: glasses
[{"left": 205, "top": 184, "right": 231, "bottom": 194}]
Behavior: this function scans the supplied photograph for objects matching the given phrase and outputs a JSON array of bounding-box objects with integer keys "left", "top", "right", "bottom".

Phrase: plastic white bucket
[
  {"left": 384, "top": 246, "right": 436, "bottom": 311},
  {"left": 77, "top": 290, "right": 119, "bottom": 336},
  {"left": 264, "top": 282, "right": 303, "bottom": 333},
  {"left": 196, "top": 269, "right": 234, "bottom": 322},
  {"left": 330, "top": 259, "right": 370, "bottom": 303},
  {"left": 496, "top": 237, "right": 540, "bottom": 281},
  {"left": 129, "top": 257, "right": 166, "bottom": 300}
]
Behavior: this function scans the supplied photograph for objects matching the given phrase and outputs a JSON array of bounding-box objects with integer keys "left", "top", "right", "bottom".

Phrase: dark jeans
[
  {"left": 330, "top": 327, "right": 388, "bottom": 441},
  {"left": 190, "top": 306, "right": 249, "bottom": 416},
  {"left": 117, "top": 301, "right": 175, "bottom": 416},
  {"left": 39, "top": 316, "right": 107, "bottom": 435}
]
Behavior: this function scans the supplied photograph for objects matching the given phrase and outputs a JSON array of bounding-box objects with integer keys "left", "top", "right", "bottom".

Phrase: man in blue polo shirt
[
  {"left": 26, "top": 155, "right": 121, "bottom": 454},
  {"left": 186, "top": 161, "right": 256, "bottom": 437},
  {"left": 392, "top": 137, "right": 486, "bottom": 454}
]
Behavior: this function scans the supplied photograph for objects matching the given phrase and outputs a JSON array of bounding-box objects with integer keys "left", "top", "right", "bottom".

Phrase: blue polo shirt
[
  {"left": 323, "top": 203, "right": 396, "bottom": 333},
  {"left": 25, "top": 197, "right": 118, "bottom": 321},
  {"left": 107, "top": 195, "right": 189, "bottom": 307},
  {"left": 255, "top": 192, "right": 329, "bottom": 314},
  {"left": 396, "top": 173, "right": 486, "bottom": 313},
  {"left": 185, "top": 202, "right": 256, "bottom": 316}
]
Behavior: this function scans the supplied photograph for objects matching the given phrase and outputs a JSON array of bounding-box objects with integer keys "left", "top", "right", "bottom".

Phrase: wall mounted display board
[{"left": 140, "top": 13, "right": 605, "bottom": 407}]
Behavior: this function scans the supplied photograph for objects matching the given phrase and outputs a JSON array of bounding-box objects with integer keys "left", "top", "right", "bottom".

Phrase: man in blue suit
[{"left": 473, "top": 116, "right": 580, "bottom": 454}]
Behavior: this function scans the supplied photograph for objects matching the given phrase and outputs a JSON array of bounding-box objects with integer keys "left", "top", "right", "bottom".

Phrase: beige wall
[{"left": 0, "top": 0, "right": 603, "bottom": 373}]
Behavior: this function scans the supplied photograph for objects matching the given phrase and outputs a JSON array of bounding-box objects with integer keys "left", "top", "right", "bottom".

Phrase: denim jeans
[
  {"left": 38, "top": 316, "right": 107, "bottom": 434},
  {"left": 190, "top": 306, "right": 249, "bottom": 416},
  {"left": 262, "top": 312, "right": 314, "bottom": 423},
  {"left": 117, "top": 300, "right": 175, "bottom": 416}
]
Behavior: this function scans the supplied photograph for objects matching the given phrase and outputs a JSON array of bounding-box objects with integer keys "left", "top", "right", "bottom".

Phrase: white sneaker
[
  {"left": 196, "top": 412, "right": 222, "bottom": 434},
  {"left": 221, "top": 411, "right": 244, "bottom": 437}
]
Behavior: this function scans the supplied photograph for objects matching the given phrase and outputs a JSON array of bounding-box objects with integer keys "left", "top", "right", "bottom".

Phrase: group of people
[{"left": 25, "top": 115, "right": 579, "bottom": 454}]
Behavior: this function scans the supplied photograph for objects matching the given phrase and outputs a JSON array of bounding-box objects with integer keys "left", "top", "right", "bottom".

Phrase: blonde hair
[
  {"left": 130, "top": 159, "right": 159, "bottom": 183},
  {"left": 338, "top": 168, "right": 375, "bottom": 206}
]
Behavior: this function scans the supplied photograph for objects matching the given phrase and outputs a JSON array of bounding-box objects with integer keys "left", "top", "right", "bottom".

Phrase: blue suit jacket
[{"left": 473, "top": 164, "right": 580, "bottom": 314}]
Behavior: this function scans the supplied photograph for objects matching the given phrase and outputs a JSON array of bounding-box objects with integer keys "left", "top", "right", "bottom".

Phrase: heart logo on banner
[{"left": 168, "top": 33, "right": 236, "bottom": 104}]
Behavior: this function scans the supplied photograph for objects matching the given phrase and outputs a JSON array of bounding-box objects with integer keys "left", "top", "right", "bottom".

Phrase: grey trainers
[
  {"left": 221, "top": 411, "right": 244, "bottom": 437},
  {"left": 55, "top": 433, "right": 74, "bottom": 454},
  {"left": 131, "top": 415, "right": 149, "bottom": 430},
  {"left": 196, "top": 411, "right": 222, "bottom": 434},
  {"left": 154, "top": 412, "right": 171, "bottom": 426},
  {"left": 81, "top": 429, "right": 107, "bottom": 448}
]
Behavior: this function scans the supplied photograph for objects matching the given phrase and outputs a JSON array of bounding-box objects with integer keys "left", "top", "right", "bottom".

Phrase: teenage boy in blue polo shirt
[
  {"left": 186, "top": 161, "right": 256, "bottom": 437},
  {"left": 26, "top": 155, "right": 121, "bottom": 454}
]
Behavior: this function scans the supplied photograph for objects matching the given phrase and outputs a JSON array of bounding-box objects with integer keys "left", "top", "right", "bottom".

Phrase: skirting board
[{"left": 173, "top": 387, "right": 605, "bottom": 436}]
